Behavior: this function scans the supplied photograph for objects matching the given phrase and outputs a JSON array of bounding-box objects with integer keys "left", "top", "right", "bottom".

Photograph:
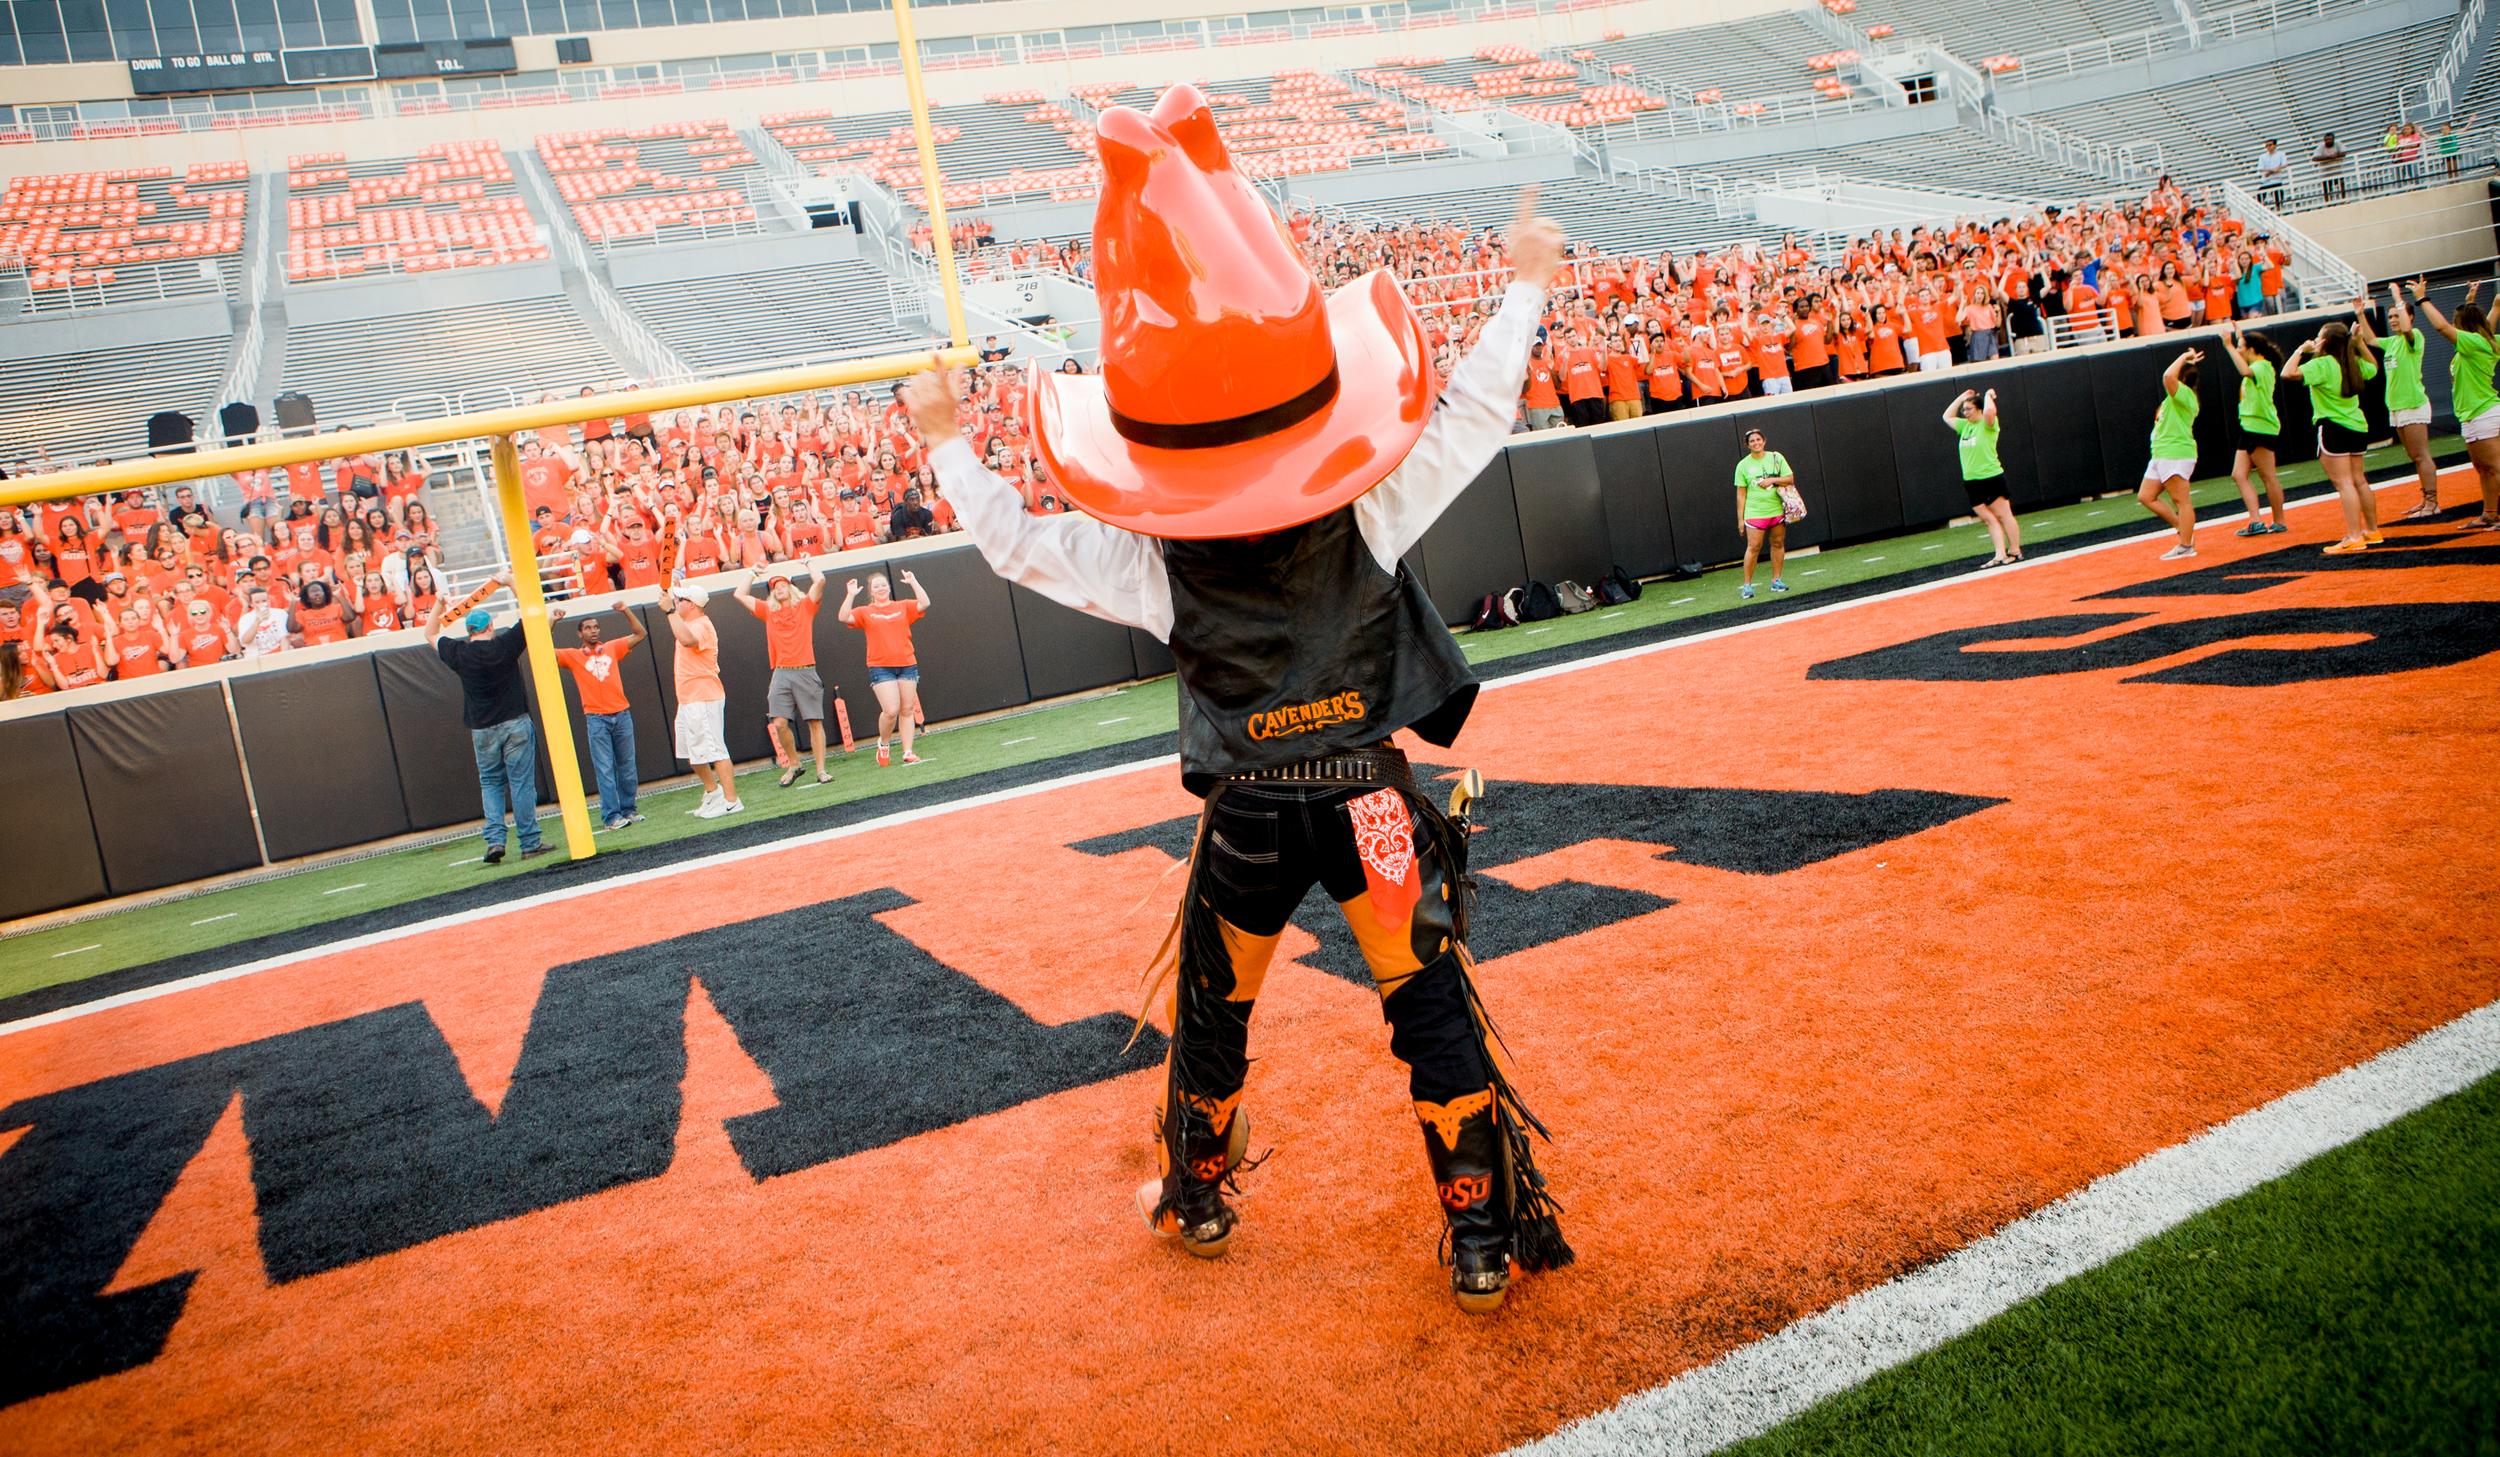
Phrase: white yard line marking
[
  {"left": 1525, "top": 627, "right": 1551, "bottom": 635},
  {"left": 1800, "top": 569, "right": 1823, "bottom": 576},
  {"left": 449, "top": 857, "right": 481, "bottom": 867},
  {"left": 50, "top": 944, "right": 100, "bottom": 959},
  {"left": 1671, "top": 597, "right": 1695, "bottom": 606},
  {"left": 1097, "top": 716, "right": 1130, "bottom": 726},
  {"left": 1510, "top": 998, "right": 2500, "bottom": 1457},
  {"left": 1864, "top": 555, "right": 1885, "bottom": 562},
  {"left": 1003, "top": 736, "right": 1035, "bottom": 747},
  {"left": 321, "top": 883, "right": 367, "bottom": 896},
  {"left": 1600, "top": 612, "right": 1626, "bottom": 620},
  {"left": 2085, "top": 509, "right": 2105, "bottom": 516},
  {"left": 191, "top": 913, "right": 237, "bottom": 926},
  {"left": 1921, "top": 544, "right": 1944, "bottom": 551},
  {"left": 8, "top": 468, "right": 2458, "bottom": 1040}
]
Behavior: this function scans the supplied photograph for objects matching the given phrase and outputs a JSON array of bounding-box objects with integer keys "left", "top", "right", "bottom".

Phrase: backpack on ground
[
  {"left": 1469, "top": 592, "right": 1514, "bottom": 631},
  {"left": 1507, "top": 580, "right": 1563, "bottom": 623},
  {"left": 1664, "top": 561, "right": 1706, "bottom": 582},
  {"left": 1554, "top": 580, "right": 1598, "bottom": 614},
  {"left": 1597, "top": 565, "right": 1644, "bottom": 605}
]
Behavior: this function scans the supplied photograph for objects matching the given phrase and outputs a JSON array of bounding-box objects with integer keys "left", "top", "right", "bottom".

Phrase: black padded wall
[
  {"left": 1720, "top": 400, "right": 1830, "bottom": 550},
  {"left": 1589, "top": 425, "right": 1676, "bottom": 576},
  {"left": 2019, "top": 354, "right": 2104, "bottom": 505},
  {"left": 883, "top": 545, "right": 1031, "bottom": 720},
  {"left": 1654, "top": 411, "right": 1743, "bottom": 567},
  {"left": 231, "top": 658, "right": 414, "bottom": 861},
  {"left": 374, "top": 642, "right": 486, "bottom": 830},
  {"left": 1418, "top": 454, "right": 1528, "bottom": 621},
  {"left": 1011, "top": 582, "right": 1135, "bottom": 700},
  {"left": 1809, "top": 389, "right": 1908, "bottom": 540},
  {"left": 548, "top": 604, "right": 676, "bottom": 787},
  {"left": 1506, "top": 432, "right": 1613, "bottom": 586},
  {"left": 1885, "top": 368, "right": 2046, "bottom": 518},
  {"left": 1130, "top": 627, "right": 1175, "bottom": 680},
  {"left": 0, "top": 710, "right": 108, "bottom": 919},
  {"left": 2087, "top": 341, "right": 2179, "bottom": 497},
  {"left": 68, "top": 684, "right": 260, "bottom": 895}
]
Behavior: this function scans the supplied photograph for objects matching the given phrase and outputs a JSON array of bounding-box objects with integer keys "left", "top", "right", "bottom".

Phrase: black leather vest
[{"left": 1160, "top": 506, "right": 1477, "bottom": 793}]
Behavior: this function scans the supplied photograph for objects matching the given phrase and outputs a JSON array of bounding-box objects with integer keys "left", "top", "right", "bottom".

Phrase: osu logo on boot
[
  {"left": 1439, "top": 1175, "right": 1494, "bottom": 1211},
  {"left": 1246, "top": 690, "right": 1366, "bottom": 742}
]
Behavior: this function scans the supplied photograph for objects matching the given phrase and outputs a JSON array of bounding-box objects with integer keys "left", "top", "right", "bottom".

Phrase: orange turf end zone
[{"left": 5, "top": 483, "right": 2497, "bottom": 1455}]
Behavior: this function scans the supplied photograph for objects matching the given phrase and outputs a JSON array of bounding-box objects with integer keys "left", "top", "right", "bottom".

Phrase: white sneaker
[
  {"left": 688, "top": 791, "right": 722, "bottom": 817},
  {"left": 721, "top": 798, "right": 745, "bottom": 816},
  {"left": 693, "top": 795, "right": 729, "bottom": 819},
  {"left": 2159, "top": 543, "right": 2198, "bottom": 561}
]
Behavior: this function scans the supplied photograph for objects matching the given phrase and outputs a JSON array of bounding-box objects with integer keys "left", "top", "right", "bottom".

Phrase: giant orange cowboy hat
[{"left": 1029, "top": 83, "right": 1432, "bottom": 540}]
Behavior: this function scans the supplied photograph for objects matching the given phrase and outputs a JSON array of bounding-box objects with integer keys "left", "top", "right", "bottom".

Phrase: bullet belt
[{"left": 1220, "top": 744, "right": 1413, "bottom": 789}]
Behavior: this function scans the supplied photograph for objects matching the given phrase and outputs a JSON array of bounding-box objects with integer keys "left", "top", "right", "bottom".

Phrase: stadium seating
[
  {"left": 1341, "top": 176, "right": 1787, "bottom": 258},
  {"left": 1694, "top": 128, "right": 2114, "bottom": 197},
  {"left": 1579, "top": 12, "right": 1858, "bottom": 105},
  {"left": 1839, "top": 0, "right": 2177, "bottom": 63},
  {"left": 760, "top": 100, "right": 1096, "bottom": 206},
  {"left": 277, "top": 296, "right": 622, "bottom": 423},
  {"left": 1353, "top": 50, "right": 1674, "bottom": 128},
  {"left": 614, "top": 259, "right": 925, "bottom": 372},
  {"left": 536, "top": 121, "right": 772, "bottom": 246},
  {"left": 0, "top": 163, "right": 249, "bottom": 310},
  {"left": 2035, "top": 19, "right": 2457, "bottom": 186},
  {"left": 284, "top": 142, "right": 550, "bottom": 283},
  {"left": 0, "top": 334, "right": 229, "bottom": 465},
  {"left": 1074, "top": 72, "right": 1455, "bottom": 170}
]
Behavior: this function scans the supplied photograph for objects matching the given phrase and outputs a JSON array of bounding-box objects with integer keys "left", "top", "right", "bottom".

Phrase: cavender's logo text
[{"left": 1246, "top": 691, "right": 1366, "bottom": 742}]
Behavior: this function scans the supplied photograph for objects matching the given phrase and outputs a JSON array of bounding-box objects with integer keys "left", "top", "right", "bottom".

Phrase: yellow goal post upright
[{"left": 0, "top": 0, "right": 980, "bottom": 864}]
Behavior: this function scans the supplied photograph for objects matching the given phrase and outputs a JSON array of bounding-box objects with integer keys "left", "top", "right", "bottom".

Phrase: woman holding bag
[{"left": 1735, "top": 428, "right": 1797, "bottom": 601}]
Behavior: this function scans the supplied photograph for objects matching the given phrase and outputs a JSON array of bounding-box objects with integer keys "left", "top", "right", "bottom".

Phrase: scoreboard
[{"left": 128, "top": 38, "right": 517, "bottom": 95}]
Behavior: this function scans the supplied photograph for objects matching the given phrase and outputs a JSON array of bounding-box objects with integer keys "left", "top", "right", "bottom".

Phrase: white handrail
[{"left": 2224, "top": 179, "right": 2367, "bottom": 303}]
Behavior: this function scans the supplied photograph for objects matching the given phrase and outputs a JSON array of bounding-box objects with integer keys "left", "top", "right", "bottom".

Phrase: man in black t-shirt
[
  {"left": 426, "top": 571, "right": 545, "bottom": 864},
  {"left": 887, "top": 486, "right": 936, "bottom": 541}
]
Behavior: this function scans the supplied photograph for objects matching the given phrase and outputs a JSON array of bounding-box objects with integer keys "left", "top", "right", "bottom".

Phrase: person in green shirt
[
  {"left": 2379, "top": 282, "right": 2443, "bottom": 519},
  {"left": 2138, "top": 348, "right": 2204, "bottom": 560},
  {"left": 2217, "top": 320, "right": 2289, "bottom": 535},
  {"left": 2417, "top": 278, "right": 2500, "bottom": 528},
  {"left": 1941, "top": 387, "right": 2021, "bottom": 565},
  {"left": 1733, "top": 428, "right": 1794, "bottom": 600},
  {"left": 2286, "top": 319, "right": 2383, "bottom": 552}
]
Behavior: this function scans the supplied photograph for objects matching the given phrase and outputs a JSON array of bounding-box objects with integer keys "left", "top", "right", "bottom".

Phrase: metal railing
[
  {"left": 2257, "top": 129, "right": 2500, "bottom": 212},
  {"left": 2002, "top": 0, "right": 2390, "bottom": 86},
  {"left": 2407, "top": 0, "right": 2488, "bottom": 119},
  {"left": 2224, "top": 179, "right": 2368, "bottom": 303}
]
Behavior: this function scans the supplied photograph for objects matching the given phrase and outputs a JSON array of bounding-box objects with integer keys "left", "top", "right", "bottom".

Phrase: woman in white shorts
[
  {"left": 2139, "top": 347, "right": 2204, "bottom": 560},
  {"left": 2416, "top": 279, "right": 2500, "bottom": 529},
  {"left": 2376, "top": 282, "right": 2443, "bottom": 520}
]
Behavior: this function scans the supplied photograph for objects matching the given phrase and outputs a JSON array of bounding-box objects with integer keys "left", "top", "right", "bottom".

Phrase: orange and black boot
[
  {"left": 1136, "top": 1087, "right": 1250, "bottom": 1259},
  {"left": 1416, "top": 1090, "right": 1512, "bottom": 1312}
]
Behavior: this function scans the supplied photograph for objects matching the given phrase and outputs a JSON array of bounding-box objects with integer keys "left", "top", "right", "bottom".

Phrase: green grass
[
  {"left": 0, "top": 435, "right": 2456, "bottom": 998},
  {"left": 1726, "top": 1067, "right": 2500, "bottom": 1456}
]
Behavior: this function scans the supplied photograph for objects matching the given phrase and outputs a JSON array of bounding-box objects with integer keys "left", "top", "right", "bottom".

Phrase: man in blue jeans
[
  {"left": 426, "top": 571, "right": 549, "bottom": 866},
  {"left": 551, "top": 602, "right": 648, "bottom": 830}
]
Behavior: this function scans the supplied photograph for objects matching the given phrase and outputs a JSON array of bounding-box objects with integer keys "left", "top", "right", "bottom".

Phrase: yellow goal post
[{"left": 1, "top": 0, "right": 984, "bottom": 865}]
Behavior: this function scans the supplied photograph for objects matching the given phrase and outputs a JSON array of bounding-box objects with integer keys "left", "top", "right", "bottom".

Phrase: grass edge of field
[{"left": 1717, "top": 1065, "right": 2500, "bottom": 1457}]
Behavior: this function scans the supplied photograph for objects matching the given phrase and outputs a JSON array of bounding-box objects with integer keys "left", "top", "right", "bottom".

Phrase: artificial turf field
[{"left": 1, "top": 459, "right": 2496, "bottom": 1453}]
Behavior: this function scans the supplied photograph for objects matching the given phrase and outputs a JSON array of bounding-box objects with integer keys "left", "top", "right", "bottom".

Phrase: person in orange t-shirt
[
  {"left": 550, "top": 603, "right": 649, "bottom": 829},
  {"left": 1867, "top": 304, "right": 1907, "bottom": 376},
  {"left": 737, "top": 566, "right": 833, "bottom": 787},
  {"left": 1644, "top": 331, "right": 1685, "bottom": 414},
  {"left": 840, "top": 568, "right": 931, "bottom": 768},
  {"left": 1521, "top": 341, "right": 1564, "bottom": 430},
  {"left": 659, "top": 583, "right": 740, "bottom": 817},
  {"left": 1908, "top": 292, "right": 1952, "bottom": 374},
  {"left": 1788, "top": 308, "right": 1833, "bottom": 390},
  {"left": 1603, "top": 333, "right": 1646, "bottom": 421},
  {"left": 1561, "top": 340, "right": 1607, "bottom": 427}
]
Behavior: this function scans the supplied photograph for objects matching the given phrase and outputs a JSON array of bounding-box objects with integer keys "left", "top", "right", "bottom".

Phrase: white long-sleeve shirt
[{"left": 933, "top": 281, "right": 1547, "bottom": 643}]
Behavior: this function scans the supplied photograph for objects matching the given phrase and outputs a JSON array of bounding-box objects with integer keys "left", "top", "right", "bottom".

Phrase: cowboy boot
[
  {"left": 1416, "top": 1089, "right": 1511, "bottom": 1312},
  {"left": 1136, "top": 1087, "right": 1250, "bottom": 1259}
]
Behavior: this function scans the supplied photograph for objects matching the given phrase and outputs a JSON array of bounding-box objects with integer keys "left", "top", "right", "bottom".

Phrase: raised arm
[
  {"left": 909, "top": 372, "right": 1168, "bottom": 637},
  {"left": 904, "top": 567, "right": 930, "bottom": 611},
  {"left": 1982, "top": 389, "right": 1999, "bottom": 428},
  {"left": 2161, "top": 347, "right": 2201, "bottom": 392},
  {"left": 1942, "top": 389, "right": 1974, "bottom": 428},
  {"left": 2413, "top": 277, "right": 2459, "bottom": 341},
  {"left": 835, "top": 576, "right": 863, "bottom": 626},
  {"left": 619, "top": 606, "right": 649, "bottom": 645},
  {"left": 1354, "top": 189, "right": 1561, "bottom": 564},
  {"left": 2217, "top": 320, "right": 2255, "bottom": 377}
]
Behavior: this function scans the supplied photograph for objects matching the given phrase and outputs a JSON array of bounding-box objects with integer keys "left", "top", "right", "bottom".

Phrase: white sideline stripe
[
  {"left": 448, "top": 857, "right": 481, "bottom": 867},
  {"left": 321, "top": 883, "right": 367, "bottom": 896},
  {"left": 1003, "top": 736, "right": 1035, "bottom": 746},
  {"left": 190, "top": 913, "right": 236, "bottom": 926},
  {"left": 1097, "top": 716, "right": 1130, "bottom": 726},
  {"left": 1671, "top": 597, "right": 1695, "bottom": 606},
  {"left": 4, "top": 470, "right": 2461, "bottom": 1041},
  {"left": 50, "top": 944, "right": 100, "bottom": 958},
  {"left": 1510, "top": 998, "right": 2500, "bottom": 1457}
]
